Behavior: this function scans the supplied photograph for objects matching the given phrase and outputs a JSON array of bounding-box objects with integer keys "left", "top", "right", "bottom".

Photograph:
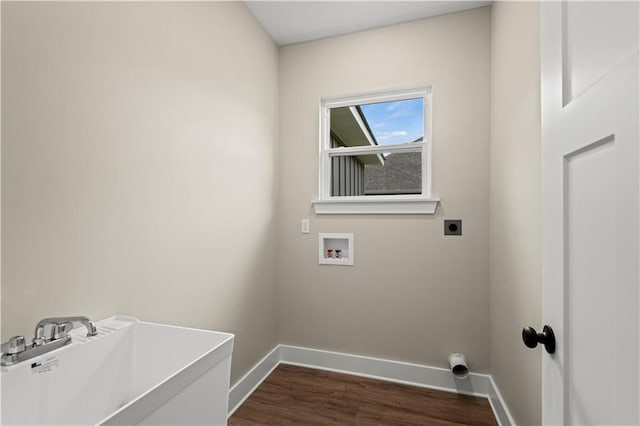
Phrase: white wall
[
  {"left": 490, "top": 2, "right": 541, "bottom": 424},
  {"left": 1, "top": 2, "right": 279, "bottom": 383},
  {"left": 277, "top": 7, "right": 492, "bottom": 372}
]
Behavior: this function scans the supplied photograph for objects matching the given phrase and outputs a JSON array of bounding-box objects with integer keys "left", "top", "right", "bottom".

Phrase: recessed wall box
[
  {"left": 319, "top": 233, "right": 354, "bottom": 266},
  {"left": 444, "top": 219, "right": 462, "bottom": 236}
]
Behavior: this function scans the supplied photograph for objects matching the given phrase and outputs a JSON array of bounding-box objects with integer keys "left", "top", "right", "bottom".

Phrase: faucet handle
[
  {"left": 6, "top": 336, "right": 26, "bottom": 354},
  {"left": 33, "top": 324, "right": 49, "bottom": 346},
  {"left": 86, "top": 321, "right": 98, "bottom": 337}
]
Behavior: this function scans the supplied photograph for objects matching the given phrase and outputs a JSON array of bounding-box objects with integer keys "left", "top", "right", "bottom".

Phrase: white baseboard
[
  {"left": 227, "top": 345, "right": 280, "bottom": 417},
  {"left": 488, "top": 376, "right": 517, "bottom": 426},
  {"left": 228, "top": 344, "right": 514, "bottom": 425}
]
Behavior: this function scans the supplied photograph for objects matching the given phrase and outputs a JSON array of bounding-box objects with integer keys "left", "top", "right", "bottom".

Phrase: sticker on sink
[{"left": 31, "top": 356, "right": 59, "bottom": 374}]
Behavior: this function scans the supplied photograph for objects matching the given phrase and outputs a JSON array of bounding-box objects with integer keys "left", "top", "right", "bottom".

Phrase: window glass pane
[
  {"left": 330, "top": 152, "right": 422, "bottom": 196},
  {"left": 329, "top": 98, "right": 424, "bottom": 150},
  {"left": 359, "top": 98, "right": 424, "bottom": 145}
]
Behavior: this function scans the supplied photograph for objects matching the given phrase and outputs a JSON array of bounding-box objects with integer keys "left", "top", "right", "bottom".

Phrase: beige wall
[
  {"left": 277, "top": 7, "right": 492, "bottom": 371},
  {"left": 490, "top": 2, "right": 541, "bottom": 425},
  {"left": 2, "top": 3, "right": 544, "bottom": 419},
  {"left": 1, "top": 1, "right": 279, "bottom": 383}
]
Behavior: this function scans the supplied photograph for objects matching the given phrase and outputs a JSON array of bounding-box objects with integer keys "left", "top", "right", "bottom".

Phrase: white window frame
[{"left": 313, "top": 87, "right": 439, "bottom": 215}]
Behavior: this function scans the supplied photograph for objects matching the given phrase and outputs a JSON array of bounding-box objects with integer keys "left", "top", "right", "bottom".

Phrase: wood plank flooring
[{"left": 228, "top": 364, "right": 498, "bottom": 425}]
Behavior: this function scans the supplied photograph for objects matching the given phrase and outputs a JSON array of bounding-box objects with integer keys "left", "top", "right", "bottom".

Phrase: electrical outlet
[
  {"left": 301, "top": 219, "right": 310, "bottom": 234},
  {"left": 444, "top": 219, "right": 462, "bottom": 236}
]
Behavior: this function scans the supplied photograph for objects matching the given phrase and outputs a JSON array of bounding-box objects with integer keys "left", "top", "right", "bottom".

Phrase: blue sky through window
[{"left": 359, "top": 98, "right": 423, "bottom": 146}]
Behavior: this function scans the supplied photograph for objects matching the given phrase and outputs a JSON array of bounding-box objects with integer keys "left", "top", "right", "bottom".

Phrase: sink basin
[{"left": 1, "top": 316, "right": 234, "bottom": 425}]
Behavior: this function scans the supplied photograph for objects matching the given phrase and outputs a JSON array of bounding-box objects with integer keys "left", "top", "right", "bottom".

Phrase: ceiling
[{"left": 244, "top": 1, "right": 491, "bottom": 46}]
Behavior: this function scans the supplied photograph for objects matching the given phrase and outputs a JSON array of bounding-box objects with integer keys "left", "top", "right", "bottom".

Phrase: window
[{"left": 313, "top": 88, "right": 438, "bottom": 214}]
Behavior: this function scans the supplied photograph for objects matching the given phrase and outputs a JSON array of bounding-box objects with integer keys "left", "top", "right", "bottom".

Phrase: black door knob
[{"left": 522, "top": 325, "right": 556, "bottom": 354}]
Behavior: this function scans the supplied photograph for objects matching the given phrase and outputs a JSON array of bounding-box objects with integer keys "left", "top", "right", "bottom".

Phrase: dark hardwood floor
[{"left": 228, "top": 364, "right": 498, "bottom": 425}]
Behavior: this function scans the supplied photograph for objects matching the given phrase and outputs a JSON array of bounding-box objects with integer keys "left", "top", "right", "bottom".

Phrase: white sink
[{"left": 1, "top": 316, "right": 234, "bottom": 425}]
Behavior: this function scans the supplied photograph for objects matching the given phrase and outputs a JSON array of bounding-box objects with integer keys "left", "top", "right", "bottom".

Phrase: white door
[{"left": 541, "top": 1, "right": 639, "bottom": 425}]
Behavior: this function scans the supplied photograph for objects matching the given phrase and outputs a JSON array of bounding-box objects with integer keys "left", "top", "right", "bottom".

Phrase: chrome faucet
[
  {"left": 33, "top": 316, "right": 98, "bottom": 346},
  {"left": 1, "top": 315, "right": 98, "bottom": 366}
]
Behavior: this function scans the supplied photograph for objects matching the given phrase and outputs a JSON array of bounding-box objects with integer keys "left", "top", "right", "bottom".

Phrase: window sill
[{"left": 312, "top": 198, "right": 439, "bottom": 215}]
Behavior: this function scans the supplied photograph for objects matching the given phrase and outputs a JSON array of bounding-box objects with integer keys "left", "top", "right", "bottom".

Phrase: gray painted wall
[
  {"left": 490, "top": 2, "right": 542, "bottom": 424},
  {"left": 1, "top": 1, "right": 280, "bottom": 384},
  {"left": 277, "top": 7, "right": 492, "bottom": 372},
  {"left": 2, "top": 5, "right": 543, "bottom": 421}
]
